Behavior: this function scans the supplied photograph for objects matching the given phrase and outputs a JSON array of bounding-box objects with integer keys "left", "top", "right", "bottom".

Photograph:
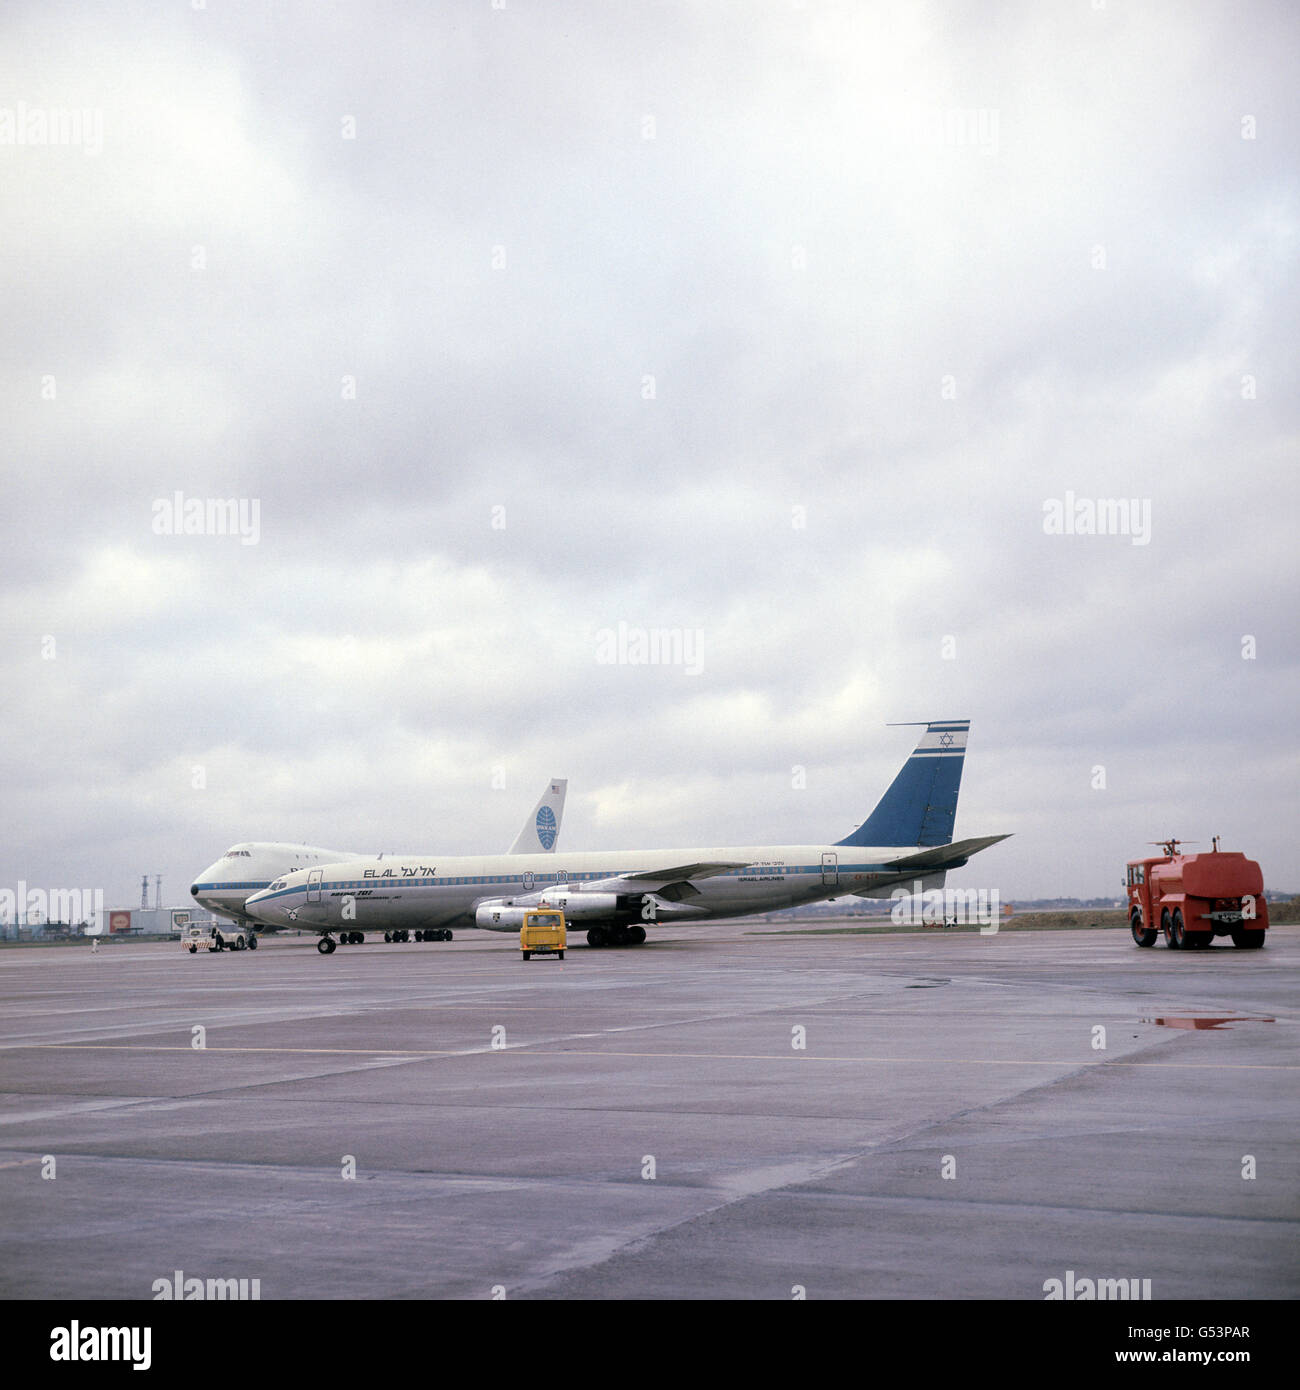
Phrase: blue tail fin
[{"left": 836, "top": 721, "right": 970, "bottom": 848}]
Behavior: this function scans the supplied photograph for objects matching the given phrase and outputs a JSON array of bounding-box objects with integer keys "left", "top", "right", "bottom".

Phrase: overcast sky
[{"left": 2, "top": 0, "right": 1296, "bottom": 909}]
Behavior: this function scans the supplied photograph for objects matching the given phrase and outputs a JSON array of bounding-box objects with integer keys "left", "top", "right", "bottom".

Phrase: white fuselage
[
  {"left": 190, "top": 843, "right": 359, "bottom": 923},
  {"left": 244, "top": 843, "right": 921, "bottom": 933}
]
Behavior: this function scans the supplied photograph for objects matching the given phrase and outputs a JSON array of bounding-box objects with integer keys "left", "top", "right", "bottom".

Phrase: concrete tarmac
[{"left": 1, "top": 923, "right": 1296, "bottom": 1300}]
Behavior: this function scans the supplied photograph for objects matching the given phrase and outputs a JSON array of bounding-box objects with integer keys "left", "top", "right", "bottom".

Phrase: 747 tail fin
[{"left": 508, "top": 779, "right": 568, "bottom": 854}]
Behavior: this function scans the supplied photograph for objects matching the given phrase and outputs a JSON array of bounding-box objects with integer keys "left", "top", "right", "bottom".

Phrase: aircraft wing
[
  {"left": 574, "top": 861, "right": 751, "bottom": 894},
  {"left": 882, "top": 834, "right": 1011, "bottom": 872},
  {"left": 619, "top": 861, "right": 750, "bottom": 883}
]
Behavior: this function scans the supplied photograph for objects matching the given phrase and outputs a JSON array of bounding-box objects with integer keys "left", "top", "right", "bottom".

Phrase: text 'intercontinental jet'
[{"left": 244, "top": 723, "right": 1007, "bottom": 954}]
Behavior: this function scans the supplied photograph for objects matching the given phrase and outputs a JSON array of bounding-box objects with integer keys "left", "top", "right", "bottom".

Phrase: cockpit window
[{"left": 222, "top": 849, "right": 251, "bottom": 858}]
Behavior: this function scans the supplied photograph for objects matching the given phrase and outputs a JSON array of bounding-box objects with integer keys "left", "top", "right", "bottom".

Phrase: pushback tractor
[{"left": 1126, "top": 838, "right": 1268, "bottom": 950}]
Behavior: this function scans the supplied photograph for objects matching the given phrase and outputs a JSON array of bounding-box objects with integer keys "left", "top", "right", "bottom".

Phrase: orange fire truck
[{"left": 1126, "top": 838, "right": 1268, "bottom": 950}]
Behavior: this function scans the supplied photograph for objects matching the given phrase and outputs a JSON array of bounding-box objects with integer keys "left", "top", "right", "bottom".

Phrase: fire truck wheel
[
  {"left": 1230, "top": 929, "right": 1265, "bottom": 949},
  {"left": 1168, "top": 910, "right": 1187, "bottom": 949},
  {"left": 1131, "top": 915, "right": 1157, "bottom": 947}
]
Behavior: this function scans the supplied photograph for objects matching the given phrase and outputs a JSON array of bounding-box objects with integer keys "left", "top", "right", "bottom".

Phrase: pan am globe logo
[{"left": 536, "top": 806, "right": 557, "bottom": 850}]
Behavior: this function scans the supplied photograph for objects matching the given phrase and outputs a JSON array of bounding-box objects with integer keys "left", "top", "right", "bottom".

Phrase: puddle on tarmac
[{"left": 1141, "top": 1016, "right": 1275, "bottom": 1030}]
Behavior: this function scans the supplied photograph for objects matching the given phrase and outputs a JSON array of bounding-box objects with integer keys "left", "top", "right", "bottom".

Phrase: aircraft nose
[
  {"left": 189, "top": 862, "right": 221, "bottom": 907},
  {"left": 244, "top": 888, "right": 284, "bottom": 925}
]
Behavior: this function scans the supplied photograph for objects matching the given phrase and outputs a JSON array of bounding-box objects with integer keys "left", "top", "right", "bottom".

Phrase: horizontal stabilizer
[{"left": 884, "top": 834, "right": 1011, "bottom": 872}]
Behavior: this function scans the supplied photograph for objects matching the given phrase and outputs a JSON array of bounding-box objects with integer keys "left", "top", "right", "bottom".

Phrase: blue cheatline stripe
[
  {"left": 253, "top": 862, "right": 900, "bottom": 901},
  {"left": 197, "top": 882, "right": 272, "bottom": 892}
]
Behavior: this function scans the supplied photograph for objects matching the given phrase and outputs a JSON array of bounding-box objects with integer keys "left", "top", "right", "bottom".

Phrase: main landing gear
[
  {"left": 317, "top": 928, "right": 456, "bottom": 954},
  {"left": 585, "top": 925, "right": 647, "bottom": 948}
]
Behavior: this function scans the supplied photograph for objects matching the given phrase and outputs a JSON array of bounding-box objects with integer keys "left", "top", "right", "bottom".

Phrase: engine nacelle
[
  {"left": 475, "top": 904, "right": 529, "bottom": 931},
  {"left": 474, "top": 891, "right": 625, "bottom": 931},
  {"left": 535, "top": 891, "right": 622, "bottom": 919}
]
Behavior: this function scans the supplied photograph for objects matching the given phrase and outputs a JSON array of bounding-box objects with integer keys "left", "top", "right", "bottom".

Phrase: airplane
[
  {"left": 188, "top": 779, "right": 568, "bottom": 941},
  {"left": 243, "top": 723, "right": 1008, "bottom": 954}
]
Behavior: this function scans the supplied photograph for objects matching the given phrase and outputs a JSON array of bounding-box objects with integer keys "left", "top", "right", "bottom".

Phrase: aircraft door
[
  {"left": 523, "top": 871, "right": 534, "bottom": 892},
  {"left": 308, "top": 869, "right": 323, "bottom": 902},
  {"left": 821, "top": 853, "right": 838, "bottom": 887}
]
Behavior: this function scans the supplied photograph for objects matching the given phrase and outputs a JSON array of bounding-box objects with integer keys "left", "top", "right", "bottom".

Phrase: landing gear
[
  {"left": 317, "top": 936, "right": 336, "bottom": 955},
  {"left": 247, "top": 933, "right": 258, "bottom": 950},
  {"left": 1131, "top": 913, "right": 1157, "bottom": 947},
  {"left": 586, "top": 925, "right": 647, "bottom": 948}
]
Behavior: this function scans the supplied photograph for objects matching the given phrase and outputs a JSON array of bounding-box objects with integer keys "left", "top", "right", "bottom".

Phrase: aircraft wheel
[
  {"left": 1231, "top": 928, "right": 1265, "bottom": 949},
  {"left": 587, "top": 926, "right": 608, "bottom": 948},
  {"left": 1131, "top": 914, "right": 1156, "bottom": 947},
  {"left": 629, "top": 926, "right": 647, "bottom": 945},
  {"left": 247, "top": 934, "right": 257, "bottom": 950},
  {"left": 317, "top": 937, "right": 336, "bottom": 955},
  {"left": 384, "top": 932, "right": 391, "bottom": 943}
]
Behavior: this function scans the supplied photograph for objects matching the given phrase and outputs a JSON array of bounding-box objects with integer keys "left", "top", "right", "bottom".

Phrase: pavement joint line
[{"left": 8, "top": 1042, "right": 1297, "bottom": 1069}]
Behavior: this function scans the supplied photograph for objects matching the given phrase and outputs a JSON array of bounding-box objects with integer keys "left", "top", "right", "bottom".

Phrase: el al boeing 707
[{"left": 244, "top": 724, "right": 1007, "bottom": 954}]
